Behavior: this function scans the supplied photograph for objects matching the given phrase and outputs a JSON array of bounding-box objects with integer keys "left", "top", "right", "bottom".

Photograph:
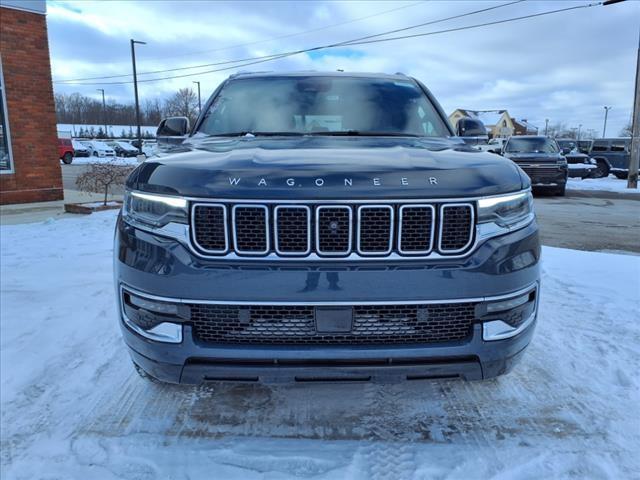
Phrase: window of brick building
[{"left": 0, "top": 58, "right": 13, "bottom": 173}]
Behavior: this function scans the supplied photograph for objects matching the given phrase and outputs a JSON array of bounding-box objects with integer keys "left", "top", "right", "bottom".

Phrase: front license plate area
[{"left": 315, "top": 307, "right": 353, "bottom": 333}]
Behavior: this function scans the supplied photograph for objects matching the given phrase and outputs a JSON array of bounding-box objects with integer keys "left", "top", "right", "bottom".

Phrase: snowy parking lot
[{"left": 1, "top": 211, "right": 639, "bottom": 479}]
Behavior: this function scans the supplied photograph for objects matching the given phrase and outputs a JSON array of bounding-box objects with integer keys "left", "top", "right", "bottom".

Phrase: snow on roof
[{"left": 458, "top": 109, "right": 505, "bottom": 127}]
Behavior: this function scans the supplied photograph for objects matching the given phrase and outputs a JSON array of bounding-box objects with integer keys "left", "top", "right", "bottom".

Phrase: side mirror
[
  {"left": 456, "top": 117, "right": 487, "bottom": 138},
  {"left": 157, "top": 117, "right": 190, "bottom": 138}
]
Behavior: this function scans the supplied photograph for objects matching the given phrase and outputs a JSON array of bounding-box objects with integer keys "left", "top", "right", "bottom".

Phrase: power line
[
  {"left": 146, "top": 0, "right": 427, "bottom": 61},
  {"left": 56, "top": 1, "right": 602, "bottom": 87},
  {"left": 54, "top": 0, "right": 523, "bottom": 84}
]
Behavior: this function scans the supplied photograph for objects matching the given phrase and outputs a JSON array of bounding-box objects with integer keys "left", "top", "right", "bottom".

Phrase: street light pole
[
  {"left": 578, "top": 124, "right": 582, "bottom": 141},
  {"left": 97, "top": 88, "right": 107, "bottom": 136},
  {"left": 130, "top": 39, "right": 146, "bottom": 153},
  {"left": 602, "top": 106, "right": 612, "bottom": 138},
  {"left": 628, "top": 23, "right": 639, "bottom": 189},
  {"left": 544, "top": 118, "right": 549, "bottom": 136},
  {"left": 193, "top": 81, "right": 201, "bottom": 114}
]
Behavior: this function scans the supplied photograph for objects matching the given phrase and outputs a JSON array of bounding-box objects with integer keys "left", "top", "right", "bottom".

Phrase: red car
[{"left": 58, "top": 138, "right": 74, "bottom": 164}]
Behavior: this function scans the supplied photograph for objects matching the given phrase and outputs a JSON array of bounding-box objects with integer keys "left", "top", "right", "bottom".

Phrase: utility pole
[
  {"left": 578, "top": 124, "right": 582, "bottom": 141},
  {"left": 602, "top": 106, "right": 612, "bottom": 138},
  {"left": 97, "top": 88, "right": 107, "bottom": 136},
  {"left": 130, "top": 39, "right": 146, "bottom": 153},
  {"left": 544, "top": 118, "right": 549, "bottom": 136},
  {"left": 628, "top": 23, "right": 639, "bottom": 188},
  {"left": 193, "top": 81, "right": 202, "bottom": 114}
]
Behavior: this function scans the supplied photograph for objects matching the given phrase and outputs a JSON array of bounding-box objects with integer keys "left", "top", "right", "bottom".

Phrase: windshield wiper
[
  {"left": 311, "top": 130, "right": 423, "bottom": 137},
  {"left": 214, "top": 131, "right": 304, "bottom": 137}
]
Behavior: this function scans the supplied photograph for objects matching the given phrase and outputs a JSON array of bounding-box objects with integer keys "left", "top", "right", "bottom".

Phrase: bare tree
[
  {"left": 620, "top": 122, "right": 632, "bottom": 137},
  {"left": 76, "top": 162, "right": 134, "bottom": 206},
  {"left": 164, "top": 87, "right": 199, "bottom": 125}
]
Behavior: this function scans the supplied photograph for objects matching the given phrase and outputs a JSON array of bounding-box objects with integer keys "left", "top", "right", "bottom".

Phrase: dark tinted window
[
  {"left": 591, "top": 141, "right": 609, "bottom": 152},
  {"left": 505, "top": 137, "right": 559, "bottom": 154},
  {"left": 611, "top": 140, "right": 628, "bottom": 152},
  {"left": 557, "top": 140, "right": 576, "bottom": 150},
  {"left": 199, "top": 76, "right": 450, "bottom": 137}
]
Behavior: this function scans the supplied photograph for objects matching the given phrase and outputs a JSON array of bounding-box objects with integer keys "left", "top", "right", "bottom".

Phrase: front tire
[
  {"left": 62, "top": 152, "right": 73, "bottom": 164},
  {"left": 92, "top": 151, "right": 98, "bottom": 157},
  {"left": 593, "top": 160, "right": 609, "bottom": 178},
  {"left": 613, "top": 171, "right": 628, "bottom": 180},
  {"left": 555, "top": 184, "right": 566, "bottom": 196}
]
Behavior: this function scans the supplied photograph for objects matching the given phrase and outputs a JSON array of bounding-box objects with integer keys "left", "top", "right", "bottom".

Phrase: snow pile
[
  {"left": 567, "top": 176, "right": 639, "bottom": 194},
  {"left": 1, "top": 211, "right": 639, "bottom": 479},
  {"left": 70, "top": 156, "right": 141, "bottom": 166}
]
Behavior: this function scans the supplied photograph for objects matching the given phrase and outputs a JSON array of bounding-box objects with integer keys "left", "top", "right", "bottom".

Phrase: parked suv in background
[
  {"left": 115, "top": 72, "right": 540, "bottom": 385},
  {"left": 501, "top": 136, "right": 568, "bottom": 195},
  {"left": 107, "top": 140, "right": 139, "bottom": 157},
  {"left": 556, "top": 138, "right": 597, "bottom": 179},
  {"left": 57, "top": 138, "right": 74, "bottom": 164},
  {"left": 589, "top": 137, "right": 633, "bottom": 179}
]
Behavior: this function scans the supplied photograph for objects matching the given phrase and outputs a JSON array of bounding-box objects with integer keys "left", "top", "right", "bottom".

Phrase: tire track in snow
[{"left": 356, "top": 383, "right": 417, "bottom": 480}]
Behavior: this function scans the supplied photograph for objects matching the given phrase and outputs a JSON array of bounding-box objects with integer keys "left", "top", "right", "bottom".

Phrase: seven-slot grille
[
  {"left": 189, "top": 302, "right": 476, "bottom": 345},
  {"left": 191, "top": 202, "right": 475, "bottom": 258}
]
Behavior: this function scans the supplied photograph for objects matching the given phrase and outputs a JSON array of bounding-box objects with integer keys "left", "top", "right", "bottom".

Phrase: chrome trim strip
[
  {"left": 128, "top": 188, "right": 530, "bottom": 205},
  {"left": 438, "top": 203, "right": 475, "bottom": 254},
  {"left": 190, "top": 203, "right": 229, "bottom": 254},
  {"left": 356, "top": 205, "right": 394, "bottom": 256},
  {"left": 316, "top": 205, "right": 353, "bottom": 256},
  {"left": 398, "top": 204, "right": 435, "bottom": 255},
  {"left": 274, "top": 205, "right": 311, "bottom": 256},
  {"left": 232, "top": 204, "right": 270, "bottom": 255},
  {"left": 120, "top": 282, "right": 538, "bottom": 307},
  {"left": 483, "top": 285, "right": 539, "bottom": 341}
]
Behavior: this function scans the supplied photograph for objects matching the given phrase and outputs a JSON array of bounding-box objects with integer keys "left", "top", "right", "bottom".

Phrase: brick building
[{"left": 0, "top": 0, "right": 63, "bottom": 204}]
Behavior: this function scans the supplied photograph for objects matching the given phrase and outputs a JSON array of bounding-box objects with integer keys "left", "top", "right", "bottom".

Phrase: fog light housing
[
  {"left": 482, "top": 287, "right": 538, "bottom": 341},
  {"left": 121, "top": 289, "right": 188, "bottom": 343}
]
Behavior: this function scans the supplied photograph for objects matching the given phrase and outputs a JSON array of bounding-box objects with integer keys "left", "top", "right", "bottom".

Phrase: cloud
[{"left": 47, "top": 0, "right": 639, "bottom": 135}]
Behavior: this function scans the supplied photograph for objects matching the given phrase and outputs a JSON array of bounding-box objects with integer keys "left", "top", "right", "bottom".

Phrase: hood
[{"left": 129, "top": 136, "right": 526, "bottom": 199}]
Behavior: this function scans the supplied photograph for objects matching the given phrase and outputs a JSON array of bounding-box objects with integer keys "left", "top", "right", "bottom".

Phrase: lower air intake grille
[{"left": 189, "top": 302, "right": 476, "bottom": 345}]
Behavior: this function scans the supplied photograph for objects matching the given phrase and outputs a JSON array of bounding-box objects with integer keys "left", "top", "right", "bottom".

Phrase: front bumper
[{"left": 115, "top": 217, "right": 541, "bottom": 384}]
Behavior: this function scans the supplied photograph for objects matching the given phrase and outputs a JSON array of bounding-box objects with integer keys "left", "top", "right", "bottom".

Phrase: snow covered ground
[
  {"left": 567, "top": 175, "right": 639, "bottom": 194},
  {"left": 70, "top": 156, "right": 140, "bottom": 166},
  {"left": 1, "top": 211, "right": 639, "bottom": 479}
]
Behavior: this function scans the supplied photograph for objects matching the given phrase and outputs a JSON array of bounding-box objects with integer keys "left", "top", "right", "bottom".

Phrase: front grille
[
  {"left": 189, "top": 302, "right": 476, "bottom": 345},
  {"left": 358, "top": 206, "right": 393, "bottom": 254},
  {"left": 317, "top": 206, "right": 352, "bottom": 255},
  {"left": 233, "top": 206, "right": 268, "bottom": 254},
  {"left": 521, "top": 166, "right": 561, "bottom": 178},
  {"left": 275, "top": 206, "right": 310, "bottom": 255},
  {"left": 192, "top": 201, "right": 475, "bottom": 258},
  {"left": 439, "top": 205, "right": 474, "bottom": 252}
]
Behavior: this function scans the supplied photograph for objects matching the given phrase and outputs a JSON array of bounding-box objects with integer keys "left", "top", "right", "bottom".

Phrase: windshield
[
  {"left": 198, "top": 76, "right": 450, "bottom": 137},
  {"left": 505, "top": 137, "right": 559, "bottom": 154},
  {"left": 557, "top": 140, "right": 576, "bottom": 150}
]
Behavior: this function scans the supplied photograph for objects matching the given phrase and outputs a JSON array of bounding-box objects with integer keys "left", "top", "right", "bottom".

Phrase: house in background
[
  {"left": 512, "top": 118, "right": 539, "bottom": 135},
  {"left": 449, "top": 109, "right": 525, "bottom": 139},
  {"left": 0, "top": 0, "right": 62, "bottom": 204}
]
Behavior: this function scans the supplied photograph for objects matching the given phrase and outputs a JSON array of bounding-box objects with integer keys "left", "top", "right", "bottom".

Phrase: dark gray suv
[{"left": 114, "top": 72, "right": 540, "bottom": 384}]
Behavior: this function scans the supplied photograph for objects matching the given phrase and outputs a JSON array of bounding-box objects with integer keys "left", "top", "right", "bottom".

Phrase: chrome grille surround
[
  {"left": 438, "top": 203, "right": 475, "bottom": 254},
  {"left": 357, "top": 205, "right": 394, "bottom": 256},
  {"left": 232, "top": 204, "right": 269, "bottom": 255},
  {"left": 274, "top": 205, "right": 312, "bottom": 256},
  {"left": 316, "top": 206, "right": 353, "bottom": 256},
  {"left": 189, "top": 199, "right": 480, "bottom": 260},
  {"left": 398, "top": 204, "right": 435, "bottom": 255},
  {"left": 191, "top": 203, "right": 229, "bottom": 254}
]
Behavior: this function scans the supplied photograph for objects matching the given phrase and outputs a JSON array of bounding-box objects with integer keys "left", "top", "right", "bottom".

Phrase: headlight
[
  {"left": 478, "top": 191, "right": 534, "bottom": 229},
  {"left": 123, "top": 191, "right": 188, "bottom": 228}
]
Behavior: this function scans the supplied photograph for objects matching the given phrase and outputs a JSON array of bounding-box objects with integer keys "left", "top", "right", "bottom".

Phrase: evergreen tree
[{"left": 97, "top": 127, "right": 105, "bottom": 138}]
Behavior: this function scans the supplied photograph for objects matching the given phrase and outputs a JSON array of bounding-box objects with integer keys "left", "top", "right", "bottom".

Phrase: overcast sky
[{"left": 47, "top": 0, "right": 639, "bottom": 136}]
